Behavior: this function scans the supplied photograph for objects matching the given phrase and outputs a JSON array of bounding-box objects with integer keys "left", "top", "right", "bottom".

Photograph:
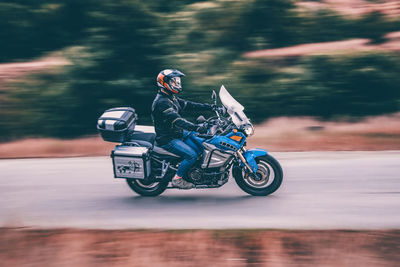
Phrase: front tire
[
  {"left": 233, "top": 154, "right": 283, "bottom": 196},
  {"left": 126, "top": 178, "right": 169, "bottom": 197}
]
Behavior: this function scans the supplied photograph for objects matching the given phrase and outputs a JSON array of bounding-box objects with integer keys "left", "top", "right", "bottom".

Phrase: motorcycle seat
[
  {"left": 128, "top": 132, "right": 156, "bottom": 147},
  {"left": 152, "top": 145, "right": 181, "bottom": 158},
  {"left": 129, "top": 131, "right": 180, "bottom": 158}
]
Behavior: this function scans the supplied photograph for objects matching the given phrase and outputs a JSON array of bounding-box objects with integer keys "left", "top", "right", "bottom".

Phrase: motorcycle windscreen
[{"left": 219, "top": 85, "right": 250, "bottom": 127}]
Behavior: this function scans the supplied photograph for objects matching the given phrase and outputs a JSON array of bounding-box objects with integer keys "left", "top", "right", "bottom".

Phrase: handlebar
[{"left": 196, "top": 111, "right": 234, "bottom": 138}]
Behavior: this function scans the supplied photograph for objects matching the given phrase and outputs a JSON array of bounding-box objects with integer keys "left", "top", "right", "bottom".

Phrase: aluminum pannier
[{"left": 111, "top": 145, "right": 151, "bottom": 179}]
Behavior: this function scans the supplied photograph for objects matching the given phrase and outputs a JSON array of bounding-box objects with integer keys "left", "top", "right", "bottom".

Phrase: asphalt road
[{"left": 0, "top": 151, "right": 399, "bottom": 229}]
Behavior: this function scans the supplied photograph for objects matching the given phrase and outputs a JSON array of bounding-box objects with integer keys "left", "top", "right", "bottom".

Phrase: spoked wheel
[
  {"left": 126, "top": 178, "right": 169, "bottom": 197},
  {"left": 233, "top": 154, "right": 283, "bottom": 196}
]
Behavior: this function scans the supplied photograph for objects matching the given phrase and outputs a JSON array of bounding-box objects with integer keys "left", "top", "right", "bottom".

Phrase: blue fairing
[
  {"left": 207, "top": 131, "right": 245, "bottom": 152},
  {"left": 243, "top": 148, "right": 268, "bottom": 172},
  {"left": 201, "top": 129, "right": 266, "bottom": 172}
]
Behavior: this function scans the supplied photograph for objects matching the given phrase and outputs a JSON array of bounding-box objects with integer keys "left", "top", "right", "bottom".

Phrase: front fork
[
  {"left": 236, "top": 147, "right": 268, "bottom": 177},
  {"left": 236, "top": 149, "right": 255, "bottom": 175}
]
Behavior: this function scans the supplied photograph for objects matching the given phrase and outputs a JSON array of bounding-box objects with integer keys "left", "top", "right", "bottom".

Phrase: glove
[
  {"left": 212, "top": 105, "right": 225, "bottom": 115},
  {"left": 196, "top": 123, "right": 208, "bottom": 134}
]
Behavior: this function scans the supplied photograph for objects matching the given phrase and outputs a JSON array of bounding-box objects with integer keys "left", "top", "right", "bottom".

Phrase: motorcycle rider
[{"left": 152, "top": 69, "right": 217, "bottom": 189}]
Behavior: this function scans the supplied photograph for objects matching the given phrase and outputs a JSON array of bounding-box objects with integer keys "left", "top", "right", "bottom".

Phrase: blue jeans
[{"left": 161, "top": 131, "right": 203, "bottom": 178}]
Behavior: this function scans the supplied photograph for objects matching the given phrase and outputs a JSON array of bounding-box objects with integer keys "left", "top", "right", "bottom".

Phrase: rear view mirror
[{"left": 211, "top": 90, "right": 217, "bottom": 105}]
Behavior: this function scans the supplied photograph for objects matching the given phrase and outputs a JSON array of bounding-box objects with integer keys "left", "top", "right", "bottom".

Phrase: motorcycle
[{"left": 97, "top": 85, "right": 283, "bottom": 196}]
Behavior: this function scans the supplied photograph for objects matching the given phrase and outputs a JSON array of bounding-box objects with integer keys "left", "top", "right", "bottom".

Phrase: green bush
[{"left": 231, "top": 53, "right": 400, "bottom": 121}]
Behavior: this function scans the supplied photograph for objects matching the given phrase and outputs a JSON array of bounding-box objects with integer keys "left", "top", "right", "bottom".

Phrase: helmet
[{"left": 157, "top": 69, "right": 185, "bottom": 94}]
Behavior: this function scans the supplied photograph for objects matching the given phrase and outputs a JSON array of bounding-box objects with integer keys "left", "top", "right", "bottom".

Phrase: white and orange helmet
[{"left": 157, "top": 69, "right": 185, "bottom": 94}]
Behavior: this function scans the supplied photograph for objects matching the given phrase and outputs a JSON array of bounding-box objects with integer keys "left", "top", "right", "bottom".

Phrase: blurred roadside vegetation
[{"left": 0, "top": 0, "right": 399, "bottom": 140}]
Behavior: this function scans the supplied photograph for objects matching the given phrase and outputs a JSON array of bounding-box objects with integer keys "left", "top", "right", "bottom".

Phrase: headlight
[{"left": 243, "top": 124, "right": 254, "bottom": 136}]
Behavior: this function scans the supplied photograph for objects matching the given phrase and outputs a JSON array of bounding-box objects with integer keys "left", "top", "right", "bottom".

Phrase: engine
[
  {"left": 184, "top": 142, "right": 234, "bottom": 187},
  {"left": 186, "top": 167, "right": 230, "bottom": 187},
  {"left": 186, "top": 168, "right": 204, "bottom": 184}
]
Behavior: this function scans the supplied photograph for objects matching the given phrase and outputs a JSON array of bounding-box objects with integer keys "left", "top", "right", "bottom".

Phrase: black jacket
[{"left": 151, "top": 91, "right": 212, "bottom": 145}]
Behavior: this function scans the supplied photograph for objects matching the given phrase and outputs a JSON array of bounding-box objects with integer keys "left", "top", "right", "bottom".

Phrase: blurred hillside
[{"left": 0, "top": 0, "right": 399, "bottom": 141}]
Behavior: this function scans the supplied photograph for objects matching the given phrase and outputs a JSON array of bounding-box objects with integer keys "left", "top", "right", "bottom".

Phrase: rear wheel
[
  {"left": 233, "top": 154, "right": 283, "bottom": 196},
  {"left": 126, "top": 178, "right": 169, "bottom": 196}
]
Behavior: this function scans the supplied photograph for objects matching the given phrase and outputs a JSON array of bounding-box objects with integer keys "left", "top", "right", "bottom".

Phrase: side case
[{"left": 111, "top": 145, "right": 151, "bottom": 179}]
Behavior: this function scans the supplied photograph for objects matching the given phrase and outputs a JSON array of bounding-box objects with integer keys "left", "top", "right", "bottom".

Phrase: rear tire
[
  {"left": 233, "top": 154, "right": 283, "bottom": 196},
  {"left": 126, "top": 178, "right": 169, "bottom": 197}
]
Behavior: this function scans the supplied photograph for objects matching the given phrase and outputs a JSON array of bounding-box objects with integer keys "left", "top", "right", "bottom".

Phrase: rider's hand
[
  {"left": 212, "top": 105, "right": 225, "bottom": 115},
  {"left": 196, "top": 123, "right": 208, "bottom": 134}
]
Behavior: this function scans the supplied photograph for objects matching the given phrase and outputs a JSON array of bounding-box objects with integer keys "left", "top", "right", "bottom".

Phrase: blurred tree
[
  {"left": 307, "top": 53, "right": 400, "bottom": 117},
  {"left": 241, "top": 0, "right": 298, "bottom": 49},
  {"left": 2, "top": 0, "right": 165, "bottom": 139},
  {"left": 0, "top": 0, "right": 89, "bottom": 62},
  {"left": 53, "top": 0, "right": 166, "bottom": 137},
  {"left": 0, "top": 0, "right": 399, "bottom": 140},
  {"left": 232, "top": 53, "right": 400, "bottom": 121}
]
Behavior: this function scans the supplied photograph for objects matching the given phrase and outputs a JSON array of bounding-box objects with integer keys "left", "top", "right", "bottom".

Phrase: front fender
[{"left": 242, "top": 148, "right": 268, "bottom": 172}]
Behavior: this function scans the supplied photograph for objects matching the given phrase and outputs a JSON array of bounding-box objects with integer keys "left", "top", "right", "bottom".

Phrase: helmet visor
[{"left": 170, "top": 76, "right": 182, "bottom": 91}]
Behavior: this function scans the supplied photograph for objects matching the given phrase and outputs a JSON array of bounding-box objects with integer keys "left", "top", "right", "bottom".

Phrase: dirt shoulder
[
  {"left": 248, "top": 113, "right": 400, "bottom": 152},
  {"left": 1, "top": 228, "right": 399, "bottom": 267},
  {"left": 0, "top": 137, "right": 116, "bottom": 159},
  {"left": 0, "top": 114, "right": 399, "bottom": 159}
]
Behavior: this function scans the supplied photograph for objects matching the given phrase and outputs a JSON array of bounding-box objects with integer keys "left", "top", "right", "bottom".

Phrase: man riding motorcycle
[{"left": 152, "top": 69, "right": 222, "bottom": 189}]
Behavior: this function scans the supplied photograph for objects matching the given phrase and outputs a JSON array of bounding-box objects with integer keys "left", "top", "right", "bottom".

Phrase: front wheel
[
  {"left": 233, "top": 154, "right": 283, "bottom": 196},
  {"left": 126, "top": 178, "right": 169, "bottom": 197}
]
